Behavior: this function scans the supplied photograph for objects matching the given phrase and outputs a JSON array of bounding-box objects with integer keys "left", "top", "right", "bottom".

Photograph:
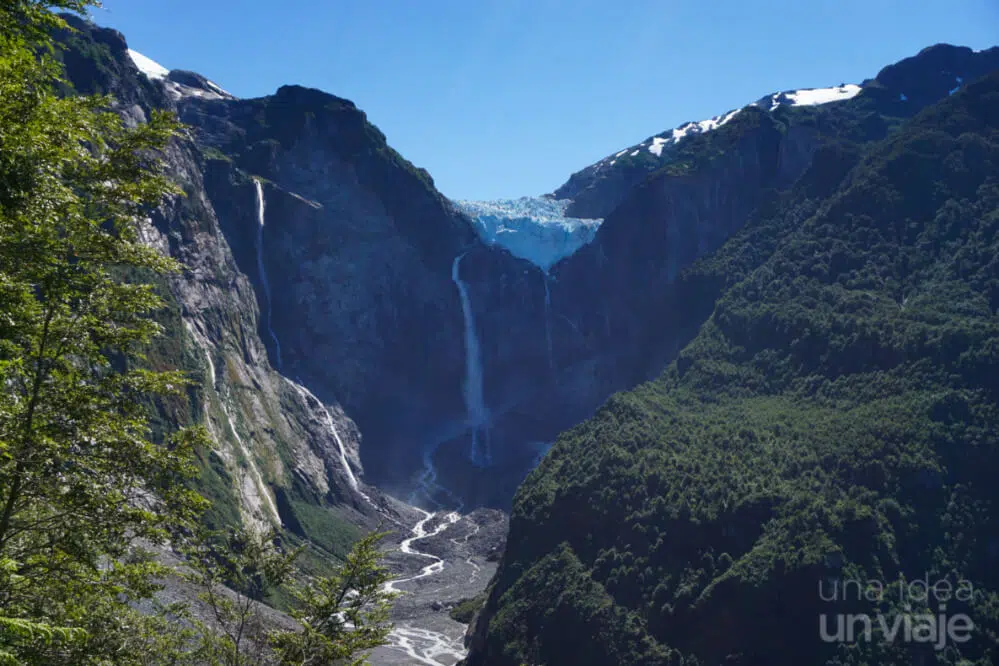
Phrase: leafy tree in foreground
[
  {"left": 185, "top": 529, "right": 296, "bottom": 666},
  {"left": 185, "top": 529, "right": 397, "bottom": 666},
  {"left": 270, "top": 531, "right": 397, "bottom": 666},
  {"left": 0, "top": 4, "right": 400, "bottom": 664},
  {"left": 0, "top": 1, "right": 204, "bottom": 662}
]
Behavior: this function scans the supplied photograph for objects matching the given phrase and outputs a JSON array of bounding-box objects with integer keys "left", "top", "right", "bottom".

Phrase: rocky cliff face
[
  {"left": 56, "top": 17, "right": 403, "bottom": 552},
  {"left": 184, "top": 86, "right": 479, "bottom": 490},
  {"left": 58, "top": 13, "right": 552, "bottom": 515},
  {"left": 56, "top": 17, "right": 999, "bottom": 521}
]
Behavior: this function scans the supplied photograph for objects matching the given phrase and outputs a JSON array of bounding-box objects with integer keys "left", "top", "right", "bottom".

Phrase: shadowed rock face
[
  {"left": 174, "top": 78, "right": 566, "bottom": 503},
  {"left": 463, "top": 70, "right": 999, "bottom": 666},
  {"left": 415, "top": 112, "right": 839, "bottom": 507},
  {"left": 189, "top": 90, "right": 478, "bottom": 489},
  {"left": 184, "top": 84, "right": 808, "bottom": 507},
  {"left": 54, "top": 17, "right": 400, "bottom": 543},
  {"left": 55, "top": 18, "right": 999, "bottom": 513}
]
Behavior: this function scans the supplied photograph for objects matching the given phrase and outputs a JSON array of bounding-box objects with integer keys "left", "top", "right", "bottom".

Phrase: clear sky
[{"left": 92, "top": 0, "right": 998, "bottom": 200}]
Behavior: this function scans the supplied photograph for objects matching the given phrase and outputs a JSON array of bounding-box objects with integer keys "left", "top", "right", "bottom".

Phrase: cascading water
[
  {"left": 287, "top": 380, "right": 375, "bottom": 508},
  {"left": 543, "top": 272, "right": 554, "bottom": 372},
  {"left": 253, "top": 179, "right": 283, "bottom": 370},
  {"left": 451, "top": 253, "right": 490, "bottom": 466}
]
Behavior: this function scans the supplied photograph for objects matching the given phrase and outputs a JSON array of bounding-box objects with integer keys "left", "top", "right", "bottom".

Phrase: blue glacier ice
[{"left": 455, "top": 197, "right": 602, "bottom": 272}]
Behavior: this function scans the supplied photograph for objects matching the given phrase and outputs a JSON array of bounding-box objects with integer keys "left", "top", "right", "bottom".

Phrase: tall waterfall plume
[
  {"left": 451, "top": 253, "right": 490, "bottom": 466},
  {"left": 253, "top": 179, "right": 283, "bottom": 370}
]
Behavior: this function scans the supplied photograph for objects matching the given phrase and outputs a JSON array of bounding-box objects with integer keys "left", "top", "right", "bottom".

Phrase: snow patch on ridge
[
  {"left": 128, "top": 48, "right": 233, "bottom": 102},
  {"left": 455, "top": 197, "right": 602, "bottom": 271},
  {"left": 127, "top": 49, "right": 169, "bottom": 80},
  {"left": 588, "top": 81, "right": 865, "bottom": 176},
  {"left": 782, "top": 83, "right": 862, "bottom": 106},
  {"left": 647, "top": 108, "right": 743, "bottom": 157},
  {"left": 204, "top": 79, "right": 233, "bottom": 98},
  {"left": 761, "top": 84, "right": 862, "bottom": 111},
  {"left": 163, "top": 80, "right": 230, "bottom": 102},
  {"left": 648, "top": 136, "right": 669, "bottom": 157}
]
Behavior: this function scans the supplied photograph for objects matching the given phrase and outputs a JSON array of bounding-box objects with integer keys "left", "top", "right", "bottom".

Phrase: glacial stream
[{"left": 375, "top": 509, "right": 487, "bottom": 666}]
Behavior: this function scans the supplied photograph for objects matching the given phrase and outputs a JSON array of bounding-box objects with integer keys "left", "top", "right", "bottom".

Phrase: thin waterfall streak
[
  {"left": 543, "top": 272, "right": 554, "bottom": 372},
  {"left": 185, "top": 322, "right": 280, "bottom": 527},
  {"left": 287, "top": 379, "right": 374, "bottom": 507},
  {"left": 254, "top": 179, "right": 283, "bottom": 370}
]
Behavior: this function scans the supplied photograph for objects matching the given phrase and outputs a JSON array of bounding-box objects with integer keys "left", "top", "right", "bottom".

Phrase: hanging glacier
[{"left": 455, "top": 197, "right": 602, "bottom": 272}]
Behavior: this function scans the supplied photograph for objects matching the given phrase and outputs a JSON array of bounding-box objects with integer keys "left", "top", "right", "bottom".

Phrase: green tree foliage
[
  {"left": 469, "top": 74, "right": 999, "bottom": 665},
  {"left": 183, "top": 529, "right": 396, "bottom": 666},
  {"left": 270, "top": 531, "right": 397, "bottom": 666},
  {"left": 449, "top": 593, "right": 487, "bottom": 624},
  {"left": 0, "top": 1, "right": 212, "bottom": 662},
  {"left": 184, "top": 530, "right": 298, "bottom": 666},
  {"left": 0, "top": 4, "right": 399, "bottom": 664}
]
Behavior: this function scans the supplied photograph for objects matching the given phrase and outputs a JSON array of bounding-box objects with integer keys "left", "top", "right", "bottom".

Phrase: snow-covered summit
[
  {"left": 127, "top": 49, "right": 234, "bottom": 102},
  {"left": 759, "top": 83, "right": 862, "bottom": 110},
  {"left": 127, "top": 49, "right": 169, "bottom": 80},
  {"left": 585, "top": 82, "right": 863, "bottom": 176},
  {"left": 455, "top": 197, "right": 602, "bottom": 271},
  {"left": 648, "top": 108, "right": 743, "bottom": 157}
]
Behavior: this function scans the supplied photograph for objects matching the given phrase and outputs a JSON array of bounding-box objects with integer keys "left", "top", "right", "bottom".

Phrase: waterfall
[
  {"left": 451, "top": 253, "right": 490, "bottom": 466},
  {"left": 543, "top": 272, "right": 554, "bottom": 372},
  {"left": 287, "top": 380, "right": 374, "bottom": 507},
  {"left": 253, "top": 179, "right": 283, "bottom": 370},
  {"left": 219, "top": 393, "right": 282, "bottom": 527}
]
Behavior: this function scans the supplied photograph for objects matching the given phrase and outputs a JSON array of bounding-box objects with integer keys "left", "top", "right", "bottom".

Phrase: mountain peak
[
  {"left": 270, "top": 85, "right": 360, "bottom": 112},
  {"left": 872, "top": 42, "right": 999, "bottom": 105},
  {"left": 127, "top": 49, "right": 168, "bottom": 80},
  {"left": 126, "top": 49, "right": 235, "bottom": 102}
]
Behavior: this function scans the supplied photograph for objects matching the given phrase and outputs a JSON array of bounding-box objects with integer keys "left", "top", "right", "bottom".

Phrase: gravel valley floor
[{"left": 370, "top": 507, "right": 507, "bottom": 666}]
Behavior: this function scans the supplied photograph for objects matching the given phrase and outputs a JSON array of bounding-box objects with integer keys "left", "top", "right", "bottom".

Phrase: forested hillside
[{"left": 465, "top": 71, "right": 999, "bottom": 666}]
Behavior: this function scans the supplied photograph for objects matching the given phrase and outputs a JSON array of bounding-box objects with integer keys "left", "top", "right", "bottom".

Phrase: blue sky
[{"left": 93, "top": 0, "right": 998, "bottom": 200}]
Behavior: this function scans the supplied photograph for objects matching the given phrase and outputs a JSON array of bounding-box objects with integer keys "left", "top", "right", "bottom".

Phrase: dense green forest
[{"left": 467, "top": 72, "right": 999, "bottom": 666}]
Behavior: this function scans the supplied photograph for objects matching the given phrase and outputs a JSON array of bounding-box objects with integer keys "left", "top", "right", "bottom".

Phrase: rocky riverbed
[{"left": 370, "top": 507, "right": 507, "bottom": 666}]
